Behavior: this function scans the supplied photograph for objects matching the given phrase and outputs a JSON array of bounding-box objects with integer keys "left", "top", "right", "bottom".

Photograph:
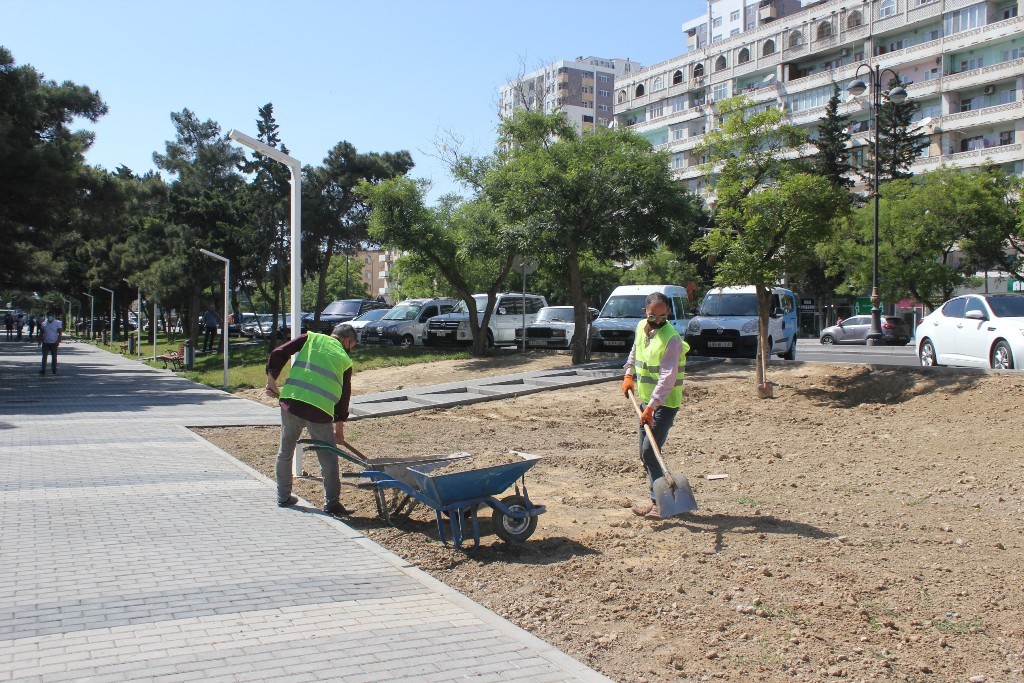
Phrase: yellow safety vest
[
  {"left": 633, "top": 321, "right": 688, "bottom": 409},
  {"left": 279, "top": 333, "right": 352, "bottom": 417}
]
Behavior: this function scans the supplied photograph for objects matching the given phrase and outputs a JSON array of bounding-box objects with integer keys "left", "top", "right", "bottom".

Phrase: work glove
[
  {"left": 621, "top": 374, "right": 635, "bottom": 398},
  {"left": 640, "top": 404, "right": 656, "bottom": 427}
]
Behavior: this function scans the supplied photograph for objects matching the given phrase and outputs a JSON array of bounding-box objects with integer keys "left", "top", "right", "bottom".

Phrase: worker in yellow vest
[
  {"left": 265, "top": 323, "right": 358, "bottom": 516},
  {"left": 620, "top": 293, "right": 689, "bottom": 519}
]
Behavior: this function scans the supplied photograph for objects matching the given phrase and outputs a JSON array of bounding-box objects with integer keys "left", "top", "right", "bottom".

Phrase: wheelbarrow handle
[{"left": 626, "top": 389, "right": 675, "bottom": 483}]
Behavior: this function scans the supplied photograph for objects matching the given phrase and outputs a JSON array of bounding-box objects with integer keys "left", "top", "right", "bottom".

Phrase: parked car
[
  {"left": 426, "top": 293, "right": 547, "bottom": 347},
  {"left": 515, "top": 306, "right": 600, "bottom": 349},
  {"left": 348, "top": 307, "right": 391, "bottom": 341},
  {"left": 685, "top": 285, "right": 799, "bottom": 360},
  {"left": 591, "top": 285, "right": 690, "bottom": 352},
  {"left": 362, "top": 298, "right": 457, "bottom": 347},
  {"left": 241, "top": 313, "right": 274, "bottom": 338},
  {"left": 819, "top": 315, "right": 911, "bottom": 346},
  {"left": 279, "top": 312, "right": 313, "bottom": 337},
  {"left": 316, "top": 299, "right": 390, "bottom": 333},
  {"left": 916, "top": 293, "right": 1024, "bottom": 369}
]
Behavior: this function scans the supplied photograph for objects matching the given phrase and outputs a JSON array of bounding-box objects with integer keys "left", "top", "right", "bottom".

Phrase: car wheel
[
  {"left": 485, "top": 331, "right": 495, "bottom": 348},
  {"left": 782, "top": 336, "right": 797, "bottom": 361},
  {"left": 820, "top": 334, "right": 835, "bottom": 345},
  {"left": 991, "top": 340, "right": 1014, "bottom": 370},
  {"left": 399, "top": 334, "right": 415, "bottom": 348},
  {"left": 919, "top": 339, "right": 939, "bottom": 366}
]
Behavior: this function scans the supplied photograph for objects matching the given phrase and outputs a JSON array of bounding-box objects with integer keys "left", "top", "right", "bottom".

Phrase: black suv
[{"left": 316, "top": 299, "right": 390, "bottom": 333}]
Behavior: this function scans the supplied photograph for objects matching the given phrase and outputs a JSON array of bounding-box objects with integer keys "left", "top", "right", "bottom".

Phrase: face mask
[
  {"left": 647, "top": 317, "right": 668, "bottom": 329},
  {"left": 46, "top": 316, "right": 53, "bottom": 323}
]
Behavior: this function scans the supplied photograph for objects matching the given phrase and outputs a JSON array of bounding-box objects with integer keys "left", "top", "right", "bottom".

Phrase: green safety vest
[
  {"left": 633, "top": 321, "right": 688, "bottom": 409},
  {"left": 279, "top": 332, "right": 353, "bottom": 417}
]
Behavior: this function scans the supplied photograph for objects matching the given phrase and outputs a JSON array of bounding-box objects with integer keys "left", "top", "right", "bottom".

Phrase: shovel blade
[{"left": 652, "top": 474, "right": 698, "bottom": 516}]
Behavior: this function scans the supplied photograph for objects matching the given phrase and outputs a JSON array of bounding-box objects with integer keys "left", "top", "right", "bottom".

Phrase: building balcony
[
  {"left": 912, "top": 142, "right": 1024, "bottom": 171},
  {"left": 939, "top": 57, "right": 1024, "bottom": 92},
  {"left": 655, "top": 133, "right": 709, "bottom": 153},
  {"left": 940, "top": 100, "right": 1023, "bottom": 131},
  {"left": 943, "top": 16, "right": 1024, "bottom": 53}
]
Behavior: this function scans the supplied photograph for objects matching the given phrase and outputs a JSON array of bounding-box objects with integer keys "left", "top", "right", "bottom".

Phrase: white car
[
  {"left": 916, "top": 294, "right": 1024, "bottom": 370},
  {"left": 516, "top": 306, "right": 600, "bottom": 349}
]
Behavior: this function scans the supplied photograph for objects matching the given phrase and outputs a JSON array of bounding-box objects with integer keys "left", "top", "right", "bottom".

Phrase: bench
[{"left": 157, "top": 344, "right": 186, "bottom": 371}]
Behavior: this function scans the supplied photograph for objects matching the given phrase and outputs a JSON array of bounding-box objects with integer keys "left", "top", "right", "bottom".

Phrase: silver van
[{"left": 361, "top": 298, "right": 456, "bottom": 347}]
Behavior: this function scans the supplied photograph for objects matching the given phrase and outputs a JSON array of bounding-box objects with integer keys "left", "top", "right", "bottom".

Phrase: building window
[
  {"left": 712, "top": 83, "right": 730, "bottom": 100},
  {"left": 944, "top": 4, "right": 985, "bottom": 34},
  {"left": 653, "top": 76, "right": 665, "bottom": 91},
  {"left": 847, "top": 11, "right": 863, "bottom": 27},
  {"left": 1000, "top": 130, "right": 1015, "bottom": 145},
  {"left": 730, "top": 10, "right": 740, "bottom": 21},
  {"left": 670, "top": 96, "right": 687, "bottom": 113},
  {"left": 598, "top": 73, "right": 611, "bottom": 82},
  {"left": 712, "top": 34, "right": 722, "bottom": 43},
  {"left": 598, "top": 103, "right": 609, "bottom": 111},
  {"left": 879, "top": 0, "right": 895, "bottom": 18},
  {"left": 789, "top": 31, "right": 804, "bottom": 48},
  {"left": 747, "top": 21, "right": 755, "bottom": 30},
  {"left": 738, "top": 47, "right": 751, "bottom": 64},
  {"left": 673, "top": 69, "right": 683, "bottom": 85},
  {"left": 715, "top": 55, "right": 727, "bottom": 71},
  {"left": 817, "top": 22, "right": 832, "bottom": 39},
  {"left": 693, "top": 63, "right": 705, "bottom": 78},
  {"left": 960, "top": 135, "right": 984, "bottom": 151},
  {"left": 635, "top": 84, "right": 645, "bottom": 97},
  {"left": 599, "top": 89, "right": 610, "bottom": 97},
  {"left": 1001, "top": 88, "right": 1017, "bottom": 104},
  {"left": 672, "top": 153, "right": 685, "bottom": 169},
  {"left": 731, "top": 28, "right": 740, "bottom": 36},
  {"left": 1001, "top": 47, "right": 1022, "bottom": 61},
  {"left": 959, "top": 97, "right": 973, "bottom": 111},
  {"left": 672, "top": 125, "right": 685, "bottom": 141},
  {"left": 618, "top": 90, "right": 626, "bottom": 103},
  {"left": 1000, "top": 3, "right": 1018, "bottom": 19},
  {"left": 763, "top": 39, "right": 776, "bottom": 56},
  {"left": 958, "top": 57, "right": 983, "bottom": 71},
  {"left": 713, "top": 16, "right": 722, "bottom": 27},
  {"left": 583, "top": 115, "right": 594, "bottom": 123},
  {"left": 649, "top": 102, "right": 664, "bottom": 118}
]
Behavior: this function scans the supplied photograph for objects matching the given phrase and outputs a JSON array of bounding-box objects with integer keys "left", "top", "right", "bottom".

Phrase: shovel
[{"left": 627, "top": 389, "right": 698, "bottom": 517}]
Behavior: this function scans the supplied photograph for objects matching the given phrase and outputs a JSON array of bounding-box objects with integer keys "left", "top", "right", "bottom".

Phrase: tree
[
  {"left": 874, "top": 79, "right": 929, "bottom": 183},
  {"left": 485, "top": 111, "right": 705, "bottom": 364},
  {"left": 812, "top": 84, "right": 853, "bottom": 190},
  {"left": 361, "top": 177, "right": 522, "bottom": 355},
  {"left": 0, "top": 47, "right": 108, "bottom": 289},
  {"left": 695, "top": 96, "right": 846, "bottom": 391}
]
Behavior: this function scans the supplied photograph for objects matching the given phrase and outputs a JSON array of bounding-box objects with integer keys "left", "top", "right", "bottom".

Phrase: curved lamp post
[
  {"left": 98, "top": 286, "right": 115, "bottom": 342},
  {"left": 848, "top": 65, "right": 908, "bottom": 346},
  {"left": 199, "top": 248, "right": 230, "bottom": 390}
]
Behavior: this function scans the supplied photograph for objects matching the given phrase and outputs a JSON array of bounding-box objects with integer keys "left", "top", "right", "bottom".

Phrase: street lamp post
[
  {"left": 124, "top": 279, "right": 141, "bottom": 358},
  {"left": 82, "top": 292, "right": 94, "bottom": 342},
  {"left": 199, "top": 248, "right": 230, "bottom": 390},
  {"left": 227, "top": 129, "right": 304, "bottom": 478},
  {"left": 848, "top": 65, "right": 908, "bottom": 346},
  {"left": 98, "top": 286, "right": 115, "bottom": 343}
]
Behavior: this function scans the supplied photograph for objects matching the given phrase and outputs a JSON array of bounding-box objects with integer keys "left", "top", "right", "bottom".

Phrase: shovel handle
[
  {"left": 626, "top": 389, "right": 674, "bottom": 483},
  {"left": 340, "top": 440, "right": 369, "bottom": 462}
]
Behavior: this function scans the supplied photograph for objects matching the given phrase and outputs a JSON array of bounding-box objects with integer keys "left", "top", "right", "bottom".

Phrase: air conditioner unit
[{"left": 984, "top": 85, "right": 995, "bottom": 95}]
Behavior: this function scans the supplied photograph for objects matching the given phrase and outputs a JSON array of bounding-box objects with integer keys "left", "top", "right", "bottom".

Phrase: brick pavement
[{"left": 0, "top": 340, "right": 610, "bottom": 682}]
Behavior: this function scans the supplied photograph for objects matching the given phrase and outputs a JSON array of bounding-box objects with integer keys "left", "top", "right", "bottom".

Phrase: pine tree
[
  {"left": 876, "top": 79, "right": 929, "bottom": 182},
  {"left": 812, "top": 84, "right": 853, "bottom": 189}
]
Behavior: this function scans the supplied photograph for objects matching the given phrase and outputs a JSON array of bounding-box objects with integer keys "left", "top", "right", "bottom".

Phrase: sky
[{"left": 6, "top": 0, "right": 704, "bottom": 199}]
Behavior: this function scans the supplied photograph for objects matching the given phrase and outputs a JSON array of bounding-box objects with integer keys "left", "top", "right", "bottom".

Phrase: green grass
[
  {"left": 88, "top": 333, "right": 473, "bottom": 392},
  {"left": 934, "top": 617, "right": 982, "bottom": 634},
  {"left": 735, "top": 496, "right": 765, "bottom": 508}
]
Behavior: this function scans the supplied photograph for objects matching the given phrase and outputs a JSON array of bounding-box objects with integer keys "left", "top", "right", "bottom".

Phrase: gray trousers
[{"left": 275, "top": 408, "right": 341, "bottom": 507}]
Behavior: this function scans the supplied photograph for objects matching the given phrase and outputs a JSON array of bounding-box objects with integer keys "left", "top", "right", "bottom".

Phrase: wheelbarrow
[{"left": 299, "top": 440, "right": 545, "bottom": 550}]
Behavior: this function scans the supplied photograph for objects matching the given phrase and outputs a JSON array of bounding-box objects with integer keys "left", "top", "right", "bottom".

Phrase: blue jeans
[
  {"left": 275, "top": 408, "right": 341, "bottom": 507},
  {"left": 638, "top": 403, "right": 678, "bottom": 500},
  {"left": 41, "top": 343, "right": 58, "bottom": 373}
]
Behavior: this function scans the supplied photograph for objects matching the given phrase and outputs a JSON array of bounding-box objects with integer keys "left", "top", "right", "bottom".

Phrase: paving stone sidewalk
[{"left": 0, "top": 341, "right": 611, "bottom": 682}]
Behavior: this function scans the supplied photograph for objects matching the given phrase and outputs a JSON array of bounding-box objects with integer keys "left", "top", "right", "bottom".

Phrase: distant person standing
[
  {"left": 201, "top": 306, "right": 220, "bottom": 353},
  {"left": 39, "top": 311, "right": 63, "bottom": 375},
  {"left": 15, "top": 313, "right": 24, "bottom": 341},
  {"left": 27, "top": 314, "right": 36, "bottom": 341},
  {"left": 4, "top": 312, "right": 12, "bottom": 340}
]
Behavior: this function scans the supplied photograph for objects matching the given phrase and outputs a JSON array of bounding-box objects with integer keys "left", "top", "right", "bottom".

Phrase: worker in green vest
[
  {"left": 619, "top": 292, "right": 689, "bottom": 519},
  {"left": 265, "top": 323, "right": 358, "bottom": 516}
]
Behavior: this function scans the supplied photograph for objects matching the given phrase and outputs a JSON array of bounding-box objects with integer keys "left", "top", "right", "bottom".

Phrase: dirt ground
[{"left": 197, "top": 353, "right": 1024, "bottom": 682}]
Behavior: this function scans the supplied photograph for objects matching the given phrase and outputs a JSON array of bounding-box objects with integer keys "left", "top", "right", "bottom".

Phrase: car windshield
[
  {"left": 382, "top": 304, "right": 421, "bottom": 321},
  {"left": 451, "top": 296, "right": 489, "bottom": 315},
  {"left": 600, "top": 295, "right": 649, "bottom": 319},
  {"left": 354, "top": 309, "right": 389, "bottom": 322},
  {"left": 536, "top": 307, "right": 574, "bottom": 323},
  {"left": 985, "top": 295, "right": 1024, "bottom": 318},
  {"left": 321, "top": 301, "right": 361, "bottom": 316},
  {"left": 698, "top": 293, "right": 759, "bottom": 317}
]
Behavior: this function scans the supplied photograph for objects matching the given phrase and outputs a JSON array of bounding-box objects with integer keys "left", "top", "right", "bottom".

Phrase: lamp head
[
  {"left": 886, "top": 86, "right": 908, "bottom": 104},
  {"left": 847, "top": 78, "right": 867, "bottom": 97}
]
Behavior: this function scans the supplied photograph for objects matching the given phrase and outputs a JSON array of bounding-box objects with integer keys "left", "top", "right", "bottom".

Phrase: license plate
[
  {"left": 364, "top": 335, "right": 379, "bottom": 342},
  {"left": 528, "top": 340, "right": 547, "bottom": 347},
  {"left": 707, "top": 341, "right": 733, "bottom": 348},
  {"left": 434, "top": 330, "right": 449, "bottom": 336},
  {"left": 604, "top": 340, "right": 626, "bottom": 347}
]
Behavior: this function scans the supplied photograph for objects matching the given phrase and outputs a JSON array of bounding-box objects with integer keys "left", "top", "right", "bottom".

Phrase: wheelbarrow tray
[{"left": 406, "top": 451, "right": 541, "bottom": 507}]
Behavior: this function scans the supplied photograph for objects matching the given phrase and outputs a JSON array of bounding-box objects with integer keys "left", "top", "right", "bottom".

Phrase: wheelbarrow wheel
[{"left": 492, "top": 495, "right": 537, "bottom": 543}]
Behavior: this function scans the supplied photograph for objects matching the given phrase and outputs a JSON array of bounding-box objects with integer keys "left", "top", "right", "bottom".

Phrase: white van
[
  {"left": 684, "top": 285, "right": 798, "bottom": 360},
  {"left": 425, "top": 293, "right": 548, "bottom": 347},
  {"left": 590, "top": 285, "right": 690, "bottom": 352}
]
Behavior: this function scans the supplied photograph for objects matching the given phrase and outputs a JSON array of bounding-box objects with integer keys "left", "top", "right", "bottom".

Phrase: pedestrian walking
[
  {"left": 39, "top": 311, "right": 63, "bottom": 375},
  {"left": 27, "top": 314, "right": 36, "bottom": 341},
  {"left": 15, "top": 313, "right": 24, "bottom": 341},
  {"left": 265, "top": 323, "right": 358, "bottom": 517},
  {"left": 201, "top": 306, "right": 219, "bottom": 353},
  {"left": 619, "top": 292, "right": 689, "bottom": 519},
  {"left": 4, "top": 312, "right": 12, "bottom": 340}
]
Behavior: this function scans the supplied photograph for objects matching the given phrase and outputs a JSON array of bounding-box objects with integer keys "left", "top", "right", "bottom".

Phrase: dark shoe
[
  {"left": 277, "top": 495, "right": 298, "bottom": 508},
  {"left": 324, "top": 503, "right": 354, "bottom": 517},
  {"left": 39, "top": 370, "right": 45, "bottom": 376}
]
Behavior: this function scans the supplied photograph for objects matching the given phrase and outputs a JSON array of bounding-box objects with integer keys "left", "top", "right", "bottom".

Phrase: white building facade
[
  {"left": 499, "top": 56, "right": 644, "bottom": 132},
  {"left": 614, "top": 0, "right": 1024, "bottom": 194}
]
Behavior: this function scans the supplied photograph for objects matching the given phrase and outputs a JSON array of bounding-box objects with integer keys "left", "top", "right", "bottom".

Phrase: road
[{"left": 793, "top": 338, "right": 918, "bottom": 367}]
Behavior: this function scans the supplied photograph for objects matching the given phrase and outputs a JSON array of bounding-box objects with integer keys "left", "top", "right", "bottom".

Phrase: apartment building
[
  {"left": 499, "top": 56, "right": 644, "bottom": 131},
  {"left": 614, "top": 0, "right": 1024, "bottom": 195},
  {"left": 352, "top": 249, "right": 398, "bottom": 301}
]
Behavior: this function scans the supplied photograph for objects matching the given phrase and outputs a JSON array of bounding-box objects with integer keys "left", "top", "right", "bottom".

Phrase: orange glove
[
  {"left": 621, "top": 374, "right": 635, "bottom": 397},
  {"left": 640, "top": 404, "right": 656, "bottom": 427}
]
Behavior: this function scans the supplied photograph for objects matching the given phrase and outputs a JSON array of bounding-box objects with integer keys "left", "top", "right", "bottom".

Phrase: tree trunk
[
  {"left": 756, "top": 286, "right": 771, "bottom": 395},
  {"left": 565, "top": 242, "right": 590, "bottom": 365}
]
